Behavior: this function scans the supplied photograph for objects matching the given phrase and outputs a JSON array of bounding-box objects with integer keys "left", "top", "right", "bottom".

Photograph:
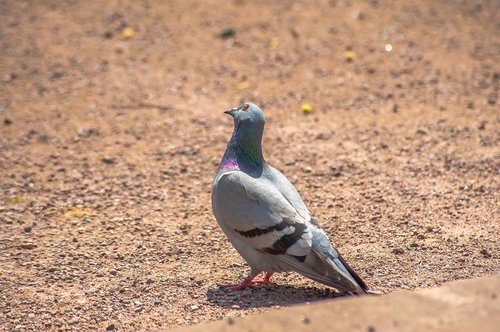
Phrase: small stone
[
  {"left": 219, "top": 28, "right": 236, "bottom": 39},
  {"left": 392, "top": 248, "right": 404, "bottom": 255},
  {"left": 106, "top": 324, "right": 116, "bottom": 331},
  {"left": 329, "top": 165, "right": 342, "bottom": 177},
  {"left": 487, "top": 96, "right": 496, "bottom": 105},
  {"left": 50, "top": 69, "right": 64, "bottom": 80},
  {"left": 392, "top": 104, "right": 399, "bottom": 113},
  {"left": 102, "top": 157, "right": 115, "bottom": 165},
  {"left": 38, "top": 134, "right": 50, "bottom": 143},
  {"left": 109, "top": 269, "right": 117, "bottom": 276},
  {"left": 351, "top": 10, "right": 364, "bottom": 19},
  {"left": 303, "top": 166, "right": 313, "bottom": 173},
  {"left": 23, "top": 226, "right": 32, "bottom": 233},
  {"left": 416, "top": 128, "right": 428, "bottom": 135},
  {"left": 315, "top": 132, "right": 330, "bottom": 140},
  {"left": 18, "top": 243, "right": 37, "bottom": 249},
  {"left": 190, "top": 304, "right": 199, "bottom": 311},
  {"left": 368, "top": 326, "right": 376, "bottom": 332},
  {"left": 227, "top": 317, "right": 235, "bottom": 325},
  {"left": 3, "top": 73, "right": 17, "bottom": 82},
  {"left": 4, "top": 118, "right": 12, "bottom": 125},
  {"left": 480, "top": 249, "right": 491, "bottom": 258}
]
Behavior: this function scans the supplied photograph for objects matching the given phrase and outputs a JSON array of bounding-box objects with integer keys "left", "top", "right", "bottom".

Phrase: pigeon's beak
[{"left": 224, "top": 108, "right": 237, "bottom": 117}]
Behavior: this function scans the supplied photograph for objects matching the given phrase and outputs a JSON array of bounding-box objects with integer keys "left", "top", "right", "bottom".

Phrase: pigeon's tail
[
  {"left": 334, "top": 252, "right": 368, "bottom": 294},
  {"left": 272, "top": 249, "right": 367, "bottom": 295},
  {"left": 309, "top": 250, "right": 368, "bottom": 295}
]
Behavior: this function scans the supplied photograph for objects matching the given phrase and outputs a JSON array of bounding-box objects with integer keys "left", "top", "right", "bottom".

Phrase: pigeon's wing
[
  {"left": 264, "top": 165, "right": 311, "bottom": 220},
  {"left": 269, "top": 225, "right": 367, "bottom": 294},
  {"left": 214, "top": 171, "right": 312, "bottom": 259}
]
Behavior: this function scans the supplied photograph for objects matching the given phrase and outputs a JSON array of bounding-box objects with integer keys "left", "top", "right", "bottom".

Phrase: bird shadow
[{"left": 206, "top": 283, "right": 343, "bottom": 309}]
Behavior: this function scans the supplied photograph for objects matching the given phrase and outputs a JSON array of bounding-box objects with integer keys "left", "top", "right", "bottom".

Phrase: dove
[{"left": 211, "top": 102, "right": 368, "bottom": 295}]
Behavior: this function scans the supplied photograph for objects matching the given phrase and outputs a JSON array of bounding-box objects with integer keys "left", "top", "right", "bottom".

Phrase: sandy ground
[{"left": 0, "top": 0, "right": 499, "bottom": 331}]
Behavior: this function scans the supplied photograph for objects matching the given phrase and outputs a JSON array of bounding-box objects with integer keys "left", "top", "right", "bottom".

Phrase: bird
[{"left": 211, "top": 102, "right": 369, "bottom": 295}]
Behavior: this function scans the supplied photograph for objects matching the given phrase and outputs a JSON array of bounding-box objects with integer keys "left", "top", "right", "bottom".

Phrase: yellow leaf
[
  {"left": 344, "top": 50, "right": 354, "bottom": 62},
  {"left": 122, "top": 27, "right": 135, "bottom": 39},
  {"left": 5, "top": 196, "right": 24, "bottom": 204},
  {"left": 301, "top": 104, "right": 313, "bottom": 113},
  {"left": 63, "top": 208, "right": 93, "bottom": 219},
  {"left": 238, "top": 82, "right": 251, "bottom": 90},
  {"left": 269, "top": 37, "right": 280, "bottom": 49}
]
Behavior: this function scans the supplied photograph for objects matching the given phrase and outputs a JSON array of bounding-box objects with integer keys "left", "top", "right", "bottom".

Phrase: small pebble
[
  {"left": 219, "top": 28, "right": 236, "bottom": 39},
  {"left": 303, "top": 166, "right": 313, "bottom": 173},
  {"left": 392, "top": 248, "right": 404, "bottom": 255},
  {"left": 480, "top": 249, "right": 491, "bottom": 258},
  {"left": 301, "top": 315, "right": 311, "bottom": 324},
  {"left": 102, "top": 157, "right": 116, "bottom": 165}
]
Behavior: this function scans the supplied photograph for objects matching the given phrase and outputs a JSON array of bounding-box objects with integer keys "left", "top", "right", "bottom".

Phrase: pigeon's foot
[{"left": 220, "top": 273, "right": 274, "bottom": 290}]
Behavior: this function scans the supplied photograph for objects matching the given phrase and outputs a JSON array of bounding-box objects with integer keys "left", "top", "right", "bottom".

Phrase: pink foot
[{"left": 220, "top": 273, "right": 274, "bottom": 290}]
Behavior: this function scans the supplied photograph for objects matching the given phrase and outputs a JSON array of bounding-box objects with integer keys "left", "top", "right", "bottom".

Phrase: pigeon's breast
[{"left": 212, "top": 172, "right": 282, "bottom": 231}]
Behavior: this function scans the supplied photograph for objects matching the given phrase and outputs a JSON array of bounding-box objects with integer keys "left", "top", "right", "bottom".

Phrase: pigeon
[{"left": 211, "top": 102, "right": 369, "bottom": 295}]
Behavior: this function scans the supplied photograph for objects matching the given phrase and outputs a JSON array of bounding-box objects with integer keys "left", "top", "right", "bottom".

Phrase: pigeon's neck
[{"left": 219, "top": 126, "right": 264, "bottom": 172}]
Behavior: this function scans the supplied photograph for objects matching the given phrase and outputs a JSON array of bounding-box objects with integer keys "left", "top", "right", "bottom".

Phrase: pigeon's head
[
  {"left": 223, "top": 102, "right": 265, "bottom": 166},
  {"left": 224, "top": 102, "right": 265, "bottom": 128}
]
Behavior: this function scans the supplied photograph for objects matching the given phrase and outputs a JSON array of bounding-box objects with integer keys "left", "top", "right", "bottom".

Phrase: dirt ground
[{"left": 0, "top": 0, "right": 498, "bottom": 331}]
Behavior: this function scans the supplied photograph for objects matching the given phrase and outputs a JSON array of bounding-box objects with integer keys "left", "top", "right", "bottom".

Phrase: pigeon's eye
[{"left": 242, "top": 104, "right": 250, "bottom": 111}]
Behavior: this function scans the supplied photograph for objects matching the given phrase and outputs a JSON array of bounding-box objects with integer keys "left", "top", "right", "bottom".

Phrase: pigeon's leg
[
  {"left": 249, "top": 272, "right": 274, "bottom": 284},
  {"left": 219, "top": 271, "right": 273, "bottom": 290},
  {"left": 252, "top": 272, "right": 273, "bottom": 284}
]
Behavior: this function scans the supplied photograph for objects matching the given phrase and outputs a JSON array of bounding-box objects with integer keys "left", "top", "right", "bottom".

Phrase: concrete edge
[{"left": 165, "top": 274, "right": 500, "bottom": 332}]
